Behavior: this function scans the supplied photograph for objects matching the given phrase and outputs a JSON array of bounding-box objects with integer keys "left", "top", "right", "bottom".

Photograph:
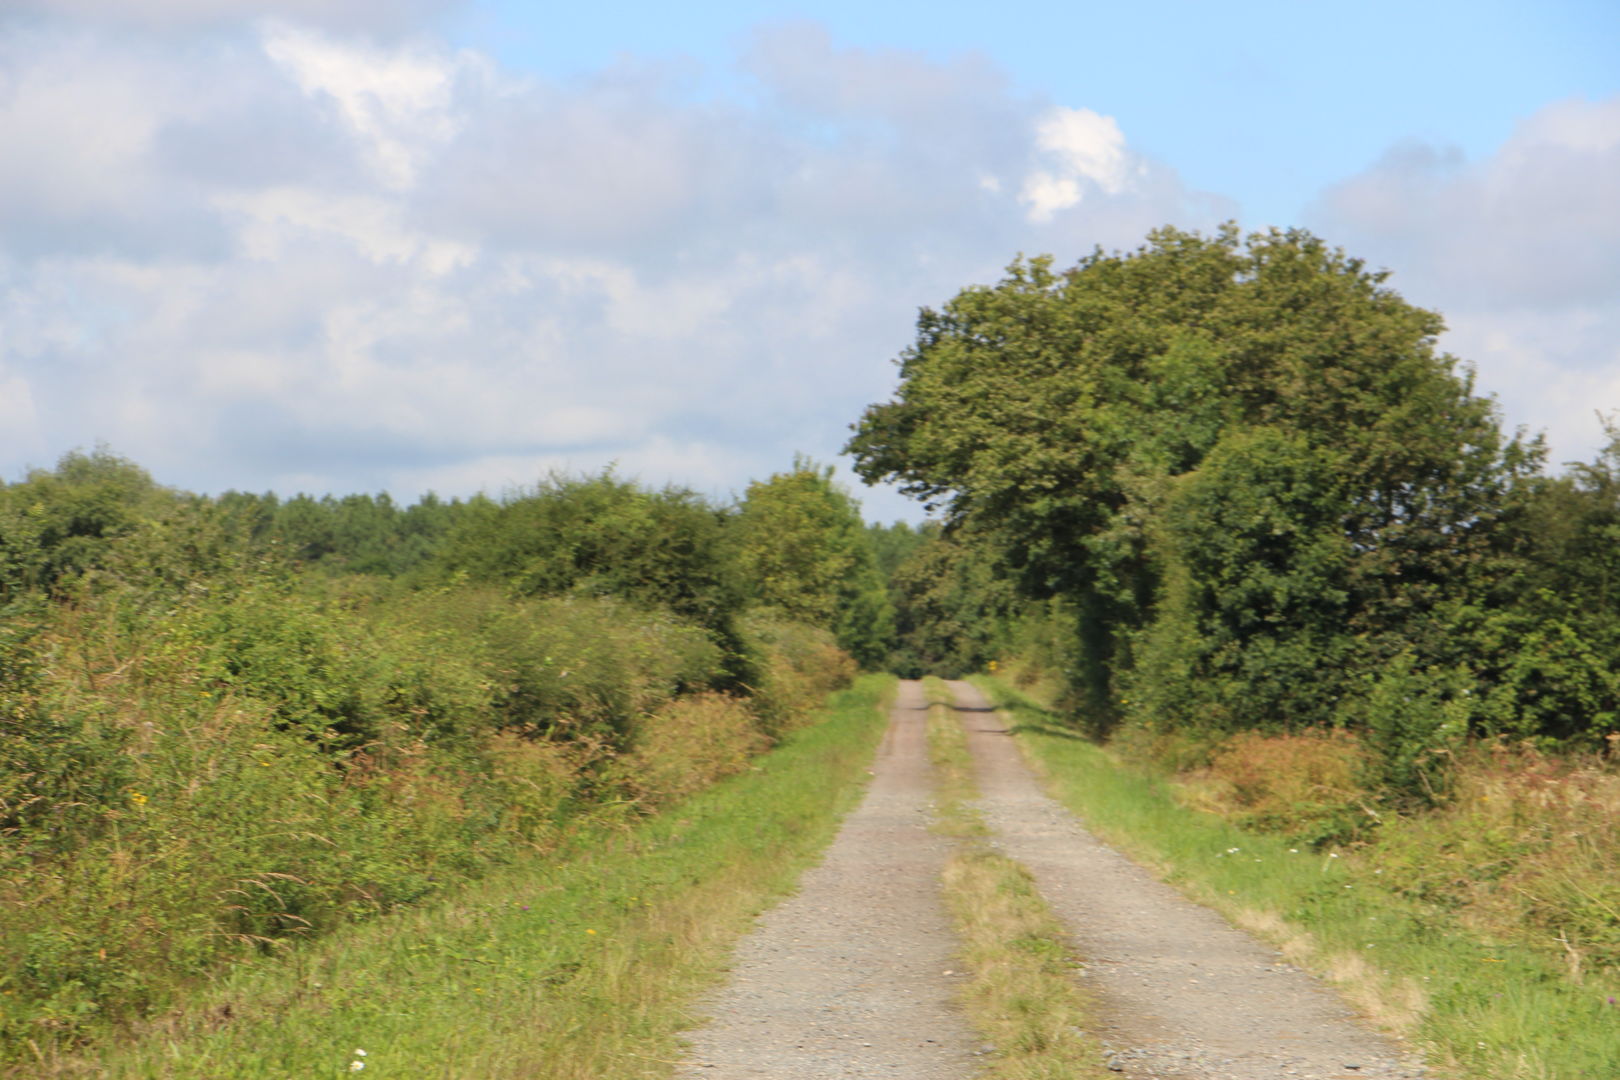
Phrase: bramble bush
[
  {"left": 736, "top": 611, "right": 858, "bottom": 738},
  {"left": 0, "top": 577, "right": 851, "bottom": 1061},
  {"left": 0, "top": 456, "right": 857, "bottom": 1066},
  {"left": 1370, "top": 741, "right": 1620, "bottom": 979},
  {"left": 1178, "top": 729, "right": 1374, "bottom": 846}
]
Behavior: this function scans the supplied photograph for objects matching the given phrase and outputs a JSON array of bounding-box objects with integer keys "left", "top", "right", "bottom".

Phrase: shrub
[
  {"left": 1339, "top": 652, "right": 1472, "bottom": 805},
  {"left": 613, "top": 693, "right": 769, "bottom": 809},
  {"left": 0, "top": 576, "right": 763, "bottom": 1062},
  {"left": 1372, "top": 742, "right": 1620, "bottom": 978},
  {"left": 1179, "top": 729, "right": 1375, "bottom": 846},
  {"left": 737, "top": 612, "right": 856, "bottom": 738}
]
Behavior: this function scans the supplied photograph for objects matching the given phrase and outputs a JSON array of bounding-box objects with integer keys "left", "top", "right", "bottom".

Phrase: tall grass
[
  {"left": 35, "top": 675, "right": 894, "bottom": 1078},
  {"left": 974, "top": 675, "right": 1620, "bottom": 1080},
  {"left": 0, "top": 569, "right": 854, "bottom": 1070}
]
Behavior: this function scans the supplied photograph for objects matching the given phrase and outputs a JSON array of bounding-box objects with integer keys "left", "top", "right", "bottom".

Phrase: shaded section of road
[
  {"left": 946, "top": 680, "right": 1428, "bottom": 1080},
  {"left": 676, "top": 680, "right": 977, "bottom": 1079}
]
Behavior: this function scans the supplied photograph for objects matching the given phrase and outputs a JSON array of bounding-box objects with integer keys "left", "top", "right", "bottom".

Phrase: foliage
[
  {"left": 1180, "top": 729, "right": 1375, "bottom": 846},
  {"left": 848, "top": 224, "right": 1584, "bottom": 780},
  {"left": 732, "top": 458, "right": 895, "bottom": 667},
  {"left": 735, "top": 611, "right": 859, "bottom": 738},
  {"left": 0, "top": 451, "right": 863, "bottom": 1067},
  {"left": 239, "top": 490, "right": 465, "bottom": 577},
  {"left": 885, "top": 524, "right": 1015, "bottom": 678},
  {"left": 0, "top": 448, "right": 177, "bottom": 599},
  {"left": 50, "top": 677, "right": 893, "bottom": 1079},
  {"left": 865, "top": 519, "right": 930, "bottom": 581},
  {"left": 612, "top": 692, "right": 769, "bottom": 809},
  {"left": 1373, "top": 741, "right": 1620, "bottom": 979},
  {"left": 433, "top": 473, "right": 741, "bottom": 630}
]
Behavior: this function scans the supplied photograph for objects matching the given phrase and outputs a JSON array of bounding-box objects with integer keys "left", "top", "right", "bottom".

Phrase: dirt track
[
  {"left": 678, "top": 680, "right": 1428, "bottom": 1080},
  {"left": 676, "top": 680, "right": 978, "bottom": 1078}
]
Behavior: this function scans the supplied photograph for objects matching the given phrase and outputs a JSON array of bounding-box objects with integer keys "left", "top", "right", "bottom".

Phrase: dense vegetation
[
  {"left": 0, "top": 451, "right": 886, "bottom": 1066},
  {"left": 852, "top": 223, "right": 1620, "bottom": 998},
  {"left": 6, "top": 221, "right": 1618, "bottom": 1074},
  {"left": 853, "top": 224, "right": 1618, "bottom": 773}
]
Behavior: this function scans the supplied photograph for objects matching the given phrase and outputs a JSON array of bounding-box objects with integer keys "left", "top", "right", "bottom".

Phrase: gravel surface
[
  {"left": 678, "top": 680, "right": 1433, "bottom": 1080},
  {"left": 676, "top": 680, "right": 979, "bottom": 1078},
  {"left": 946, "top": 679, "right": 1431, "bottom": 1080}
]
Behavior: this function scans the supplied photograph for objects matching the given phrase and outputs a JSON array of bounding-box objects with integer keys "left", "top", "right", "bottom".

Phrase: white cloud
[
  {"left": 1311, "top": 95, "right": 1620, "bottom": 466},
  {"left": 1021, "top": 106, "right": 1134, "bottom": 221},
  {"left": 221, "top": 186, "right": 472, "bottom": 270},
  {"left": 5, "top": 0, "right": 459, "bottom": 34},
  {"left": 0, "top": 14, "right": 1218, "bottom": 517},
  {"left": 262, "top": 23, "right": 470, "bottom": 189}
]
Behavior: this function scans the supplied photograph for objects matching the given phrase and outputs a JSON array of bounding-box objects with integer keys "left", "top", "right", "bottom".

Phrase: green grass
[
  {"left": 923, "top": 677, "right": 1111, "bottom": 1080},
  {"left": 43, "top": 675, "right": 895, "bottom": 1080},
  {"left": 972, "top": 675, "right": 1620, "bottom": 1080},
  {"left": 921, "top": 676, "right": 986, "bottom": 839}
]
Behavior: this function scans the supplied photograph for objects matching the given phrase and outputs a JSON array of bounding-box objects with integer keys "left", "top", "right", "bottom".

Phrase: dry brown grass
[
  {"left": 1177, "top": 729, "right": 1374, "bottom": 843},
  {"left": 944, "top": 848, "right": 1114, "bottom": 1080},
  {"left": 1229, "top": 907, "right": 1429, "bottom": 1038},
  {"left": 1376, "top": 741, "right": 1620, "bottom": 978},
  {"left": 615, "top": 693, "right": 770, "bottom": 809},
  {"left": 924, "top": 677, "right": 1112, "bottom": 1079}
]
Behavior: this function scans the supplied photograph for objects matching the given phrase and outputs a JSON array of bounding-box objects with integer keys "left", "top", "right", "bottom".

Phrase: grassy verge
[
  {"left": 921, "top": 677, "right": 984, "bottom": 839},
  {"left": 48, "top": 675, "right": 894, "bottom": 1080},
  {"left": 922, "top": 678, "right": 1111, "bottom": 1080},
  {"left": 972, "top": 675, "right": 1620, "bottom": 1080}
]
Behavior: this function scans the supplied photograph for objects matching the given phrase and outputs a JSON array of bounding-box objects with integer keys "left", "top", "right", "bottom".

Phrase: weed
[
  {"left": 925, "top": 678, "right": 1111, "bottom": 1078},
  {"left": 1375, "top": 741, "right": 1620, "bottom": 978},
  {"left": 0, "top": 573, "right": 852, "bottom": 1069},
  {"left": 30, "top": 676, "right": 893, "bottom": 1078},
  {"left": 1180, "top": 729, "right": 1375, "bottom": 846}
]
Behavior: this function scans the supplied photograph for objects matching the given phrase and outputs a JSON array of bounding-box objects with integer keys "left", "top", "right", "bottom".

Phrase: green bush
[
  {"left": 736, "top": 611, "right": 857, "bottom": 738},
  {"left": 0, "top": 570, "right": 834, "bottom": 1062}
]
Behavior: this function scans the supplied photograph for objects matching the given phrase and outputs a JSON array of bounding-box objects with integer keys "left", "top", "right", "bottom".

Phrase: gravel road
[
  {"left": 676, "top": 679, "right": 1432, "bottom": 1080},
  {"left": 947, "top": 679, "right": 1429, "bottom": 1080},
  {"left": 676, "top": 679, "right": 979, "bottom": 1078}
]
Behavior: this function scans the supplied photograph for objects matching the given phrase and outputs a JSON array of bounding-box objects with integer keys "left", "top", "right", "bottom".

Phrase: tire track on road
[
  {"left": 677, "top": 680, "right": 978, "bottom": 1079},
  {"left": 946, "top": 679, "right": 1428, "bottom": 1080}
]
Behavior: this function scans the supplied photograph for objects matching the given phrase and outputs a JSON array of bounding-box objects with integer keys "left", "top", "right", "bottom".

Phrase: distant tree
[
  {"left": 0, "top": 447, "right": 174, "bottom": 598},
  {"left": 733, "top": 458, "right": 895, "bottom": 667},
  {"left": 435, "top": 472, "right": 742, "bottom": 632},
  {"left": 884, "top": 524, "right": 1013, "bottom": 678},
  {"left": 865, "top": 520, "right": 930, "bottom": 582}
]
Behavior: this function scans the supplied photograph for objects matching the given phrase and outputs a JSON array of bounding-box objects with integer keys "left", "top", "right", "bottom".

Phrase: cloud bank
[
  {"left": 1311, "top": 95, "right": 1620, "bottom": 466},
  {"left": 0, "top": 8, "right": 1610, "bottom": 520},
  {"left": 0, "top": 15, "right": 1223, "bottom": 515}
]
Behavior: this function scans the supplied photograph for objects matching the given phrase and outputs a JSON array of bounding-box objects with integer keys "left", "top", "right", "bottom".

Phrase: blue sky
[
  {"left": 1, "top": 0, "right": 1617, "bottom": 521},
  {"left": 451, "top": 0, "right": 1618, "bottom": 228}
]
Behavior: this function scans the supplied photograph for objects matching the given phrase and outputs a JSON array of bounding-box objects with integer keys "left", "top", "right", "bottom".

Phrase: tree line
[
  {"left": 0, "top": 449, "right": 911, "bottom": 1059},
  {"left": 850, "top": 224, "right": 1620, "bottom": 799}
]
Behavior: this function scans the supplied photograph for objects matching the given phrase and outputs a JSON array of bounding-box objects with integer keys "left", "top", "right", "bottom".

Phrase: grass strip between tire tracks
[
  {"left": 922, "top": 678, "right": 1113, "bottom": 1080},
  {"left": 971, "top": 674, "right": 1620, "bottom": 1080},
  {"left": 55, "top": 675, "right": 896, "bottom": 1080}
]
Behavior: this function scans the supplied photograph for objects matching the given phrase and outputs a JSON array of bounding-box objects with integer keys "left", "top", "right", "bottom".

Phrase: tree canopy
[
  {"left": 732, "top": 458, "right": 895, "bottom": 667},
  {"left": 849, "top": 225, "right": 1546, "bottom": 749}
]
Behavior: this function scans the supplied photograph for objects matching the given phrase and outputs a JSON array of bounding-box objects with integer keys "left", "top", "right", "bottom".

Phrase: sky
[{"left": 0, "top": 1, "right": 1616, "bottom": 523}]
